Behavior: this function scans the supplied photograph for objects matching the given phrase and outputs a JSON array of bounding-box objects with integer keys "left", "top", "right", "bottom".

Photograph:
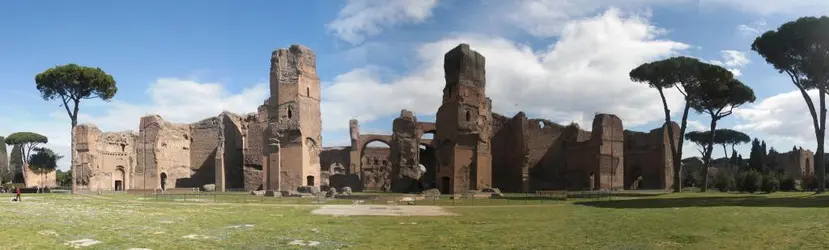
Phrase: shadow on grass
[{"left": 575, "top": 194, "right": 829, "bottom": 208}]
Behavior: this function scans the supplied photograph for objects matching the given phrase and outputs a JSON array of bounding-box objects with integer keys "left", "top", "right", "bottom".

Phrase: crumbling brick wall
[
  {"left": 362, "top": 147, "right": 391, "bottom": 191},
  {"left": 623, "top": 122, "right": 677, "bottom": 190},
  {"left": 185, "top": 117, "right": 220, "bottom": 188}
]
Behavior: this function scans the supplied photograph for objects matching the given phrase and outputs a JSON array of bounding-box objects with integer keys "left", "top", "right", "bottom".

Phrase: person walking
[{"left": 15, "top": 187, "right": 21, "bottom": 202}]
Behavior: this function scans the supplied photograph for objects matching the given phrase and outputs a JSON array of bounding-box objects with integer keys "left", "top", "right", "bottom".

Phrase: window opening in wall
[
  {"left": 307, "top": 87, "right": 310, "bottom": 97},
  {"left": 306, "top": 175, "right": 315, "bottom": 186},
  {"left": 465, "top": 111, "right": 470, "bottom": 121},
  {"left": 288, "top": 109, "right": 292, "bottom": 119}
]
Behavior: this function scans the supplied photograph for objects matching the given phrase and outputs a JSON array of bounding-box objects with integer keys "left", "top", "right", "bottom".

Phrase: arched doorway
[
  {"left": 361, "top": 139, "right": 391, "bottom": 192},
  {"left": 114, "top": 166, "right": 126, "bottom": 191},
  {"left": 160, "top": 172, "right": 168, "bottom": 191}
]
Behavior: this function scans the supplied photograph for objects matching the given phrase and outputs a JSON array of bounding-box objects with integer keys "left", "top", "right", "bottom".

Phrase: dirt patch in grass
[{"left": 311, "top": 205, "right": 456, "bottom": 216}]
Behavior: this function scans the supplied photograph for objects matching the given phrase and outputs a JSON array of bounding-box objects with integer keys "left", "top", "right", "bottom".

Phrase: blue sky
[{"left": 1, "top": 0, "right": 828, "bottom": 170}]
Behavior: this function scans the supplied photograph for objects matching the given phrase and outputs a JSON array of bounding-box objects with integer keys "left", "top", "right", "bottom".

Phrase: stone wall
[
  {"left": 74, "top": 124, "right": 138, "bottom": 191},
  {"left": 623, "top": 122, "right": 678, "bottom": 190},
  {"left": 185, "top": 116, "right": 220, "bottom": 188},
  {"left": 362, "top": 147, "right": 391, "bottom": 191},
  {"left": 775, "top": 148, "right": 815, "bottom": 180},
  {"left": 74, "top": 112, "right": 257, "bottom": 191},
  {"left": 320, "top": 146, "right": 356, "bottom": 189},
  {"left": 390, "top": 110, "right": 422, "bottom": 192},
  {"left": 242, "top": 104, "right": 267, "bottom": 190}
]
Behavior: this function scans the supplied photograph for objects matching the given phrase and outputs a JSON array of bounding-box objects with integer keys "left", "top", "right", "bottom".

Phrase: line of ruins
[{"left": 11, "top": 43, "right": 811, "bottom": 194}]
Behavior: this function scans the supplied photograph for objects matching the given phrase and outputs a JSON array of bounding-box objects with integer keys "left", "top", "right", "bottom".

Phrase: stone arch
[
  {"left": 114, "top": 166, "right": 126, "bottom": 191},
  {"left": 160, "top": 172, "right": 168, "bottom": 191}
]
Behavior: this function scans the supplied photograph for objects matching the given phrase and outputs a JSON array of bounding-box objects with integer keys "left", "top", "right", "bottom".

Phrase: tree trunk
[
  {"left": 676, "top": 103, "right": 692, "bottom": 192},
  {"left": 817, "top": 87, "right": 827, "bottom": 193},
  {"left": 702, "top": 118, "right": 718, "bottom": 192},
  {"left": 70, "top": 123, "right": 77, "bottom": 194},
  {"left": 657, "top": 89, "right": 682, "bottom": 192}
]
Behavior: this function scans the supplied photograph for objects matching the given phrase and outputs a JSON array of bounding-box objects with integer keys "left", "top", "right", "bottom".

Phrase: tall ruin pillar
[
  {"left": 391, "top": 110, "right": 421, "bottom": 192},
  {"left": 434, "top": 44, "right": 493, "bottom": 194},
  {"left": 263, "top": 44, "right": 323, "bottom": 192}
]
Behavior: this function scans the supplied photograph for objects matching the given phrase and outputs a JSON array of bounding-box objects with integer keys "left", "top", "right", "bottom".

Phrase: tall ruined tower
[
  {"left": 435, "top": 44, "right": 493, "bottom": 194},
  {"left": 263, "top": 44, "right": 323, "bottom": 191}
]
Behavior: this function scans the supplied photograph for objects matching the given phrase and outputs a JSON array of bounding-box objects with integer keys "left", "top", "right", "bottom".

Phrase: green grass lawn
[{"left": 2, "top": 192, "right": 829, "bottom": 249}]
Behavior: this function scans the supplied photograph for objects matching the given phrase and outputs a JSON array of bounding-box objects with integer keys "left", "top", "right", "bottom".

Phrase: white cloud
[
  {"left": 322, "top": 8, "right": 689, "bottom": 132},
  {"left": 708, "top": 50, "right": 749, "bottom": 77},
  {"left": 735, "top": 89, "right": 821, "bottom": 150},
  {"left": 686, "top": 120, "right": 708, "bottom": 132},
  {"left": 501, "top": 0, "right": 685, "bottom": 38},
  {"left": 76, "top": 78, "right": 267, "bottom": 132},
  {"left": 327, "top": 0, "right": 439, "bottom": 44},
  {"left": 736, "top": 20, "right": 767, "bottom": 36},
  {"left": 699, "top": 0, "right": 829, "bottom": 16}
]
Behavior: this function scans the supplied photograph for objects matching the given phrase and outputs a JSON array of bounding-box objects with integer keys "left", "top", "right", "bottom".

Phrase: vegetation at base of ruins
[
  {"left": 35, "top": 63, "right": 118, "bottom": 194},
  {"left": 5, "top": 132, "right": 48, "bottom": 165},
  {"left": 751, "top": 16, "right": 829, "bottom": 193},
  {"left": 688, "top": 67, "right": 756, "bottom": 192},
  {"left": 0, "top": 167, "right": 12, "bottom": 184},
  {"left": 629, "top": 56, "right": 708, "bottom": 193},
  {"left": 4, "top": 193, "right": 829, "bottom": 249},
  {"left": 55, "top": 170, "right": 72, "bottom": 187}
]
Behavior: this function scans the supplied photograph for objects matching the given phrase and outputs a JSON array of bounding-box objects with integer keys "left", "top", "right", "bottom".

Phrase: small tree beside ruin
[
  {"left": 688, "top": 69, "right": 756, "bottom": 192},
  {"left": 630, "top": 57, "right": 706, "bottom": 192},
  {"left": 5, "top": 132, "right": 48, "bottom": 184},
  {"left": 35, "top": 64, "right": 117, "bottom": 194},
  {"left": 28, "top": 147, "right": 62, "bottom": 192}
]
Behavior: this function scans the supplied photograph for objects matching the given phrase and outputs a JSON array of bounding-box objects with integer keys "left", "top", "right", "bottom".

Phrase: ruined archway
[
  {"left": 360, "top": 138, "right": 392, "bottom": 192},
  {"left": 160, "top": 172, "right": 167, "bottom": 191},
  {"left": 114, "top": 166, "right": 126, "bottom": 191}
]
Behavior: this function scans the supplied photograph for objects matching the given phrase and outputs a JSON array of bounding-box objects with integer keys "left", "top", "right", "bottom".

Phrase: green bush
[
  {"left": 714, "top": 173, "right": 736, "bottom": 192},
  {"left": 739, "top": 170, "right": 762, "bottom": 193},
  {"left": 762, "top": 173, "right": 781, "bottom": 193},
  {"left": 780, "top": 177, "right": 799, "bottom": 191}
]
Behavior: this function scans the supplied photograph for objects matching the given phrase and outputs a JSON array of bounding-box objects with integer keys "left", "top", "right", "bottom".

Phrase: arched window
[{"left": 288, "top": 109, "right": 292, "bottom": 119}]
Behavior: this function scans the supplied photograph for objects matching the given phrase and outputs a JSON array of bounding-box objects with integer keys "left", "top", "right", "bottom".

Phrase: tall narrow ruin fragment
[
  {"left": 263, "top": 44, "right": 323, "bottom": 191},
  {"left": 435, "top": 44, "right": 493, "bottom": 194},
  {"left": 390, "top": 110, "right": 421, "bottom": 192}
]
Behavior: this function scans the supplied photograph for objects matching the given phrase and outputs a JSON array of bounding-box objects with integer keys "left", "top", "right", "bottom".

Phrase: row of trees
[{"left": 631, "top": 16, "right": 829, "bottom": 193}]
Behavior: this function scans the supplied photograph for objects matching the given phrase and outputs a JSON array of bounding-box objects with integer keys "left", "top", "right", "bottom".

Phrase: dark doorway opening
[
  {"left": 160, "top": 172, "right": 168, "bottom": 190},
  {"left": 441, "top": 177, "right": 451, "bottom": 194},
  {"left": 306, "top": 175, "right": 315, "bottom": 186},
  {"left": 115, "top": 180, "right": 123, "bottom": 191}
]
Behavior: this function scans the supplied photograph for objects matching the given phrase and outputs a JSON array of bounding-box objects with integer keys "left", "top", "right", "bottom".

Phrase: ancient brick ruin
[
  {"left": 65, "top": 42, "right": 815, "bottom": 193},
  {"left": 773, "top": 147, "right": 815, "bottom": 180},
  {"left": 322, "top": 44, "right": 675, "bottom": 194},
  {"left": 262, "top": 44, "right": 323, "bottom": 192}
]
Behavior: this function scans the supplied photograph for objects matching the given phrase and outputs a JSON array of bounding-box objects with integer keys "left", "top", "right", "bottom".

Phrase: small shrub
[
  {"left": 762, "top": 173, "right": 780, "bottom": 193},
  {"left": 739, "top": 170, "right": 762, "bottom": 193},
  {"left": 202, "top": 184, "right": 216, "bottom": 192},
  {"left": 714, "top": 173, "right": 736, "bottom": 192},
  {"left": 780, "top": 177, "right": 797, "bottom": 191}
]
